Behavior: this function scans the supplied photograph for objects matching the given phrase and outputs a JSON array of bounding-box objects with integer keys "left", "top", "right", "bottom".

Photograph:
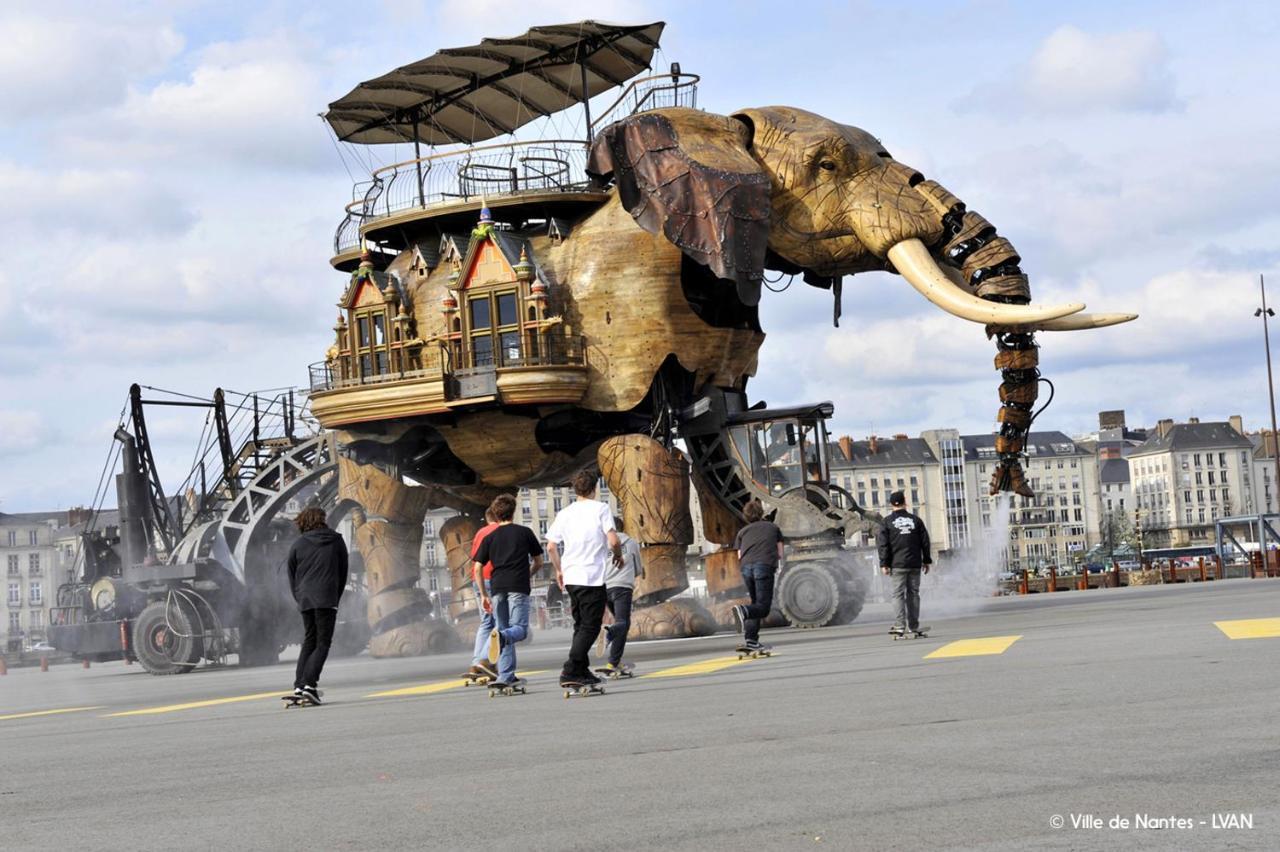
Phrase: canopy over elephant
[{"left": 314, "top": 32, "right": 1135, "bottom": 653}]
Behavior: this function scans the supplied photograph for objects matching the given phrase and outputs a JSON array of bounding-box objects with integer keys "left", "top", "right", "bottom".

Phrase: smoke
[{"left": 922, "top": 495, "right": 1012, "bottom": 617}]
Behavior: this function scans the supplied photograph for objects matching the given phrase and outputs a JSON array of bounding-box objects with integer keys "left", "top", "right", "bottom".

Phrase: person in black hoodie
[
  {"left": 286, "top": 507, "right": 348, "bottom": 704},
  {"left": 876, "top": 490, "right": 931, "bottom": 636}
]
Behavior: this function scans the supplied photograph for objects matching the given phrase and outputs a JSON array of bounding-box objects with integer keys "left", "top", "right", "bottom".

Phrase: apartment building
[
  {"left": 1128, "top": 417, "right": 1254, "bottom": 548},
  {"left": 0, "top": 511, "right": 71, "bottom": 650},
  {"left": 829, "top": 434, "right": 946, "bottom": 548}
]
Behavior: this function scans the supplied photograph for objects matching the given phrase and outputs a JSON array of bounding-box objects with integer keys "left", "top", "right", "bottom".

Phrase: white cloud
[
  {"left": 1026, "top": 26, "right": 1179, "bottom": 114},
  {"left": 0, "top": 161, "right": 196, "bottom": 238},
  {"left": 0, "top": 11, "right": 182, "bottom": 118},
  {"left": 0, "top": 410, "right": 47, "bottom": 456},
  {"left": 958, "top": 25, "right": 1180, "bottom": 117}
]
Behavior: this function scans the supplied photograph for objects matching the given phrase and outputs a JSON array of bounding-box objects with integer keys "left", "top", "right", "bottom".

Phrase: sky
[{"left": 2, "top": 0, "right": 1279, "bottom": 512}]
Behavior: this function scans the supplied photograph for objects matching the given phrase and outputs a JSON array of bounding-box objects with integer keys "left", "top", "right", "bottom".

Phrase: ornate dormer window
[
  {"left": 335, "top": 253, "right": 419, "bottom": 382},
  {"left": 443, "top": 215, "right": 551, "bottom": 374}
]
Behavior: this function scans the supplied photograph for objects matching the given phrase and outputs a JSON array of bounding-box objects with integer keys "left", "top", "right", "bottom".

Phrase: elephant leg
[
  {"left": 689, "top": 468, "right": 751, "bottom": 631},
  {"left": 440, "top": 513, "right": 485, "bottom": 630},
  {"left": 337, "top": 456, "right": 458, "bottom": 656},
  {"left": 598, "top": 435, "right": 714, "bottom": 639}
]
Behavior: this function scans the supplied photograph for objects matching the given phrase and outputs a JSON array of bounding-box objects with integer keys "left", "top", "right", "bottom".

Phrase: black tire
[
  {"left": 777, "top": 562, "right": 841, "bottom": 628},
  {"left": 132, "top": 600, "right": 201, "bottom": 675}
]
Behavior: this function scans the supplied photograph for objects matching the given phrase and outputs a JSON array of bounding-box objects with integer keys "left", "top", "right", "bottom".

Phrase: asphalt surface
[{"left": 3, "top": 579, "right": 1278, "bottom": 851}]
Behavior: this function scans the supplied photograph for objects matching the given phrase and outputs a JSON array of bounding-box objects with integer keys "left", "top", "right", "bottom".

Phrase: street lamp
[{"left": 1256, "top": 274, "right": 1280, "bottom": 507}]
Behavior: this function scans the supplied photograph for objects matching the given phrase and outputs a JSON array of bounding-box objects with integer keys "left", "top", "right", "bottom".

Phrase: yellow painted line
[
  {"left": 368, "top": 670, "right": 549, "bottom": 698},
  {"left": 0, "top": 706, "right": 103, "bottom": 722},
  {"left": 925, "top": 635, "right": 1022, "bottom": 659},
  {"left": 1215, "top": 618, "right": 1280, "bottom": 640},
  {"left": 105, "top": 691, "right": 283, "bottom": 717},
  {"left": 641, "top": 656, "right": 755, "bottom": 679}
]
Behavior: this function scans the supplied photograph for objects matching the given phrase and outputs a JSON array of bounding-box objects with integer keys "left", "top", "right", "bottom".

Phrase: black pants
[
  {"left": 563, "top": 584, "right": 607, "bottom": 678},
  {"left": 740, "top": 562, "right": 776, "bottom": 643},
  {"left": 604, "top": 586, "right": 633, "bottom": 666},
  {"left": 295, "top": 607, "right": 336, "bottom": 689}
]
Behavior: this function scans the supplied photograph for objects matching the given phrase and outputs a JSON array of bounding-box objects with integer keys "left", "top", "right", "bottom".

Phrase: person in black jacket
[
  {"left": 876, "top": 491, "right": 931, "bottom": 636},
  {"left": 286, "top": 507, "right": 348, "bottom": 704}
]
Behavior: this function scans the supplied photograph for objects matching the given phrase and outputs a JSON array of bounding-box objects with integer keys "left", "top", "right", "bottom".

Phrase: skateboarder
[
  {"left": 286, "top": 507, "right": 348, "bottom": 705},
  {"left": 546, "top": 470, "right": 622, "bottom": 688},
  {"left": 731, "top": 499, "right": 784, "bottom": 653},
  {"left": 465, "top": 508, "right": 501, "bottom": 682},
  {"left": 598, "top": 515, "right": 643, "bottom": 675},
  {"left": 473, "top": 495, "right": 543, "bottom": 690},
  {"left": 877, "top": 490, "right": 932, "bottom": 636}
]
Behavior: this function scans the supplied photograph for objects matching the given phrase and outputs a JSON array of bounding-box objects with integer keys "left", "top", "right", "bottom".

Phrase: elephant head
[{"left": 587, "top": 106, "right": 1136, "bottom": 496}]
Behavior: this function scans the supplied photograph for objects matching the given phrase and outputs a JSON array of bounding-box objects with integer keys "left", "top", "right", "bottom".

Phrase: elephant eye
[{"left": 819, "top": 160, "right": 836, "bottom": 172}]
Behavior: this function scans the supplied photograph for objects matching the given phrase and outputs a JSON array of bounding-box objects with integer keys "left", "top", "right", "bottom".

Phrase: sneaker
[
  {"left": 475, "top": 659, "right": 498, "bottom": 679},
  {"left": 889, "top": 625, "right": 905, "bottom": 636},
  {"left": 744, "top": 640, "right": 765, "bottom": 652},
  {"left": 598, "top": 662, "right": 618, "bottom": 675},
  {"left": 301, "top": 685, "right": 323, "bottom": 705},
  {"left": 731, "top": 604, "right": 747, "bottom": 634}
]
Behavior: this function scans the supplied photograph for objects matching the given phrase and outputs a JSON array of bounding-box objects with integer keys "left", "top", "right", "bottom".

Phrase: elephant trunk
[{"left": 908, "top": 181, "right": 1042, "bottom": 497}]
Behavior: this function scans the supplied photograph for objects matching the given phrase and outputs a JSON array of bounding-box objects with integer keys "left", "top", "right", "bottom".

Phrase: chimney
[
  {"left": 67, "top": 506, "right": 92, "bottom": 527},
  {"left": 838, "top": 435, "right": 854, "bottom": 462},
  {"left": 1229, "top": 414, "right": 1244, "bottom": 435},
  {"left": 869, "top": 434, "right": 879, "bottom": 455},
  {"left": 1099, "top": 410, "right": 1126, "bottom": 430},
  {"left": 1188, "top": 416, "right": 1200, "bottom": 425},
  {"left": 1157, "top": 418, "right": 1174, "bottom": 438},
  {"left": 893, "top": 433, "right": 908, "bottom": 441}
]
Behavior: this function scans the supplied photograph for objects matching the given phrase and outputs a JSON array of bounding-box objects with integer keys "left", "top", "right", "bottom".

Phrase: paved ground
[{"left": 3, "top": 579, "right": 1278, "bottom": 851}]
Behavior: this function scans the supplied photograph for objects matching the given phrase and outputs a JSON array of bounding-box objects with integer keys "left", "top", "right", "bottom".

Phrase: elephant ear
[{"left": 587, "top": 108, "right": 771, "bottom": 306}]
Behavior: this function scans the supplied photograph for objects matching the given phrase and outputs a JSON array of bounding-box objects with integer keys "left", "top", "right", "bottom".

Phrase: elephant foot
[
  {"left": 631, "top": 598, "right": 716, "bottom": 639},
  {"left": 368, "top": 620, "right": 461, "bottom": 657}
]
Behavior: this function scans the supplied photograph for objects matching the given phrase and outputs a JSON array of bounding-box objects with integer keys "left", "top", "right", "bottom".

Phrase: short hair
[
  {"left": 571, "top": 470, "right": 598, "bottom": 497},
  {"left": 295, "top": 507, "right": 327, "bottom": 533},
  {"left": 613, "top": 515, "right": 625, "bottom": 533},
  {"left": 484, "top": 508, "right": 498, "bottom": 523},
  {"left": 743, "top": 500, "right": 764, "bottom": 523},
  {"left": 489, "top": 494, "right": 517, "bottom": 522}
]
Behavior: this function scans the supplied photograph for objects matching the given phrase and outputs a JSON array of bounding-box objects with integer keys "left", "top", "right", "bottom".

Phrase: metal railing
[
  {"left": 309, "top": 334, "right": 587, "bottom": 393},
  {"left": 331, "top": 70, "right": 698, "bottom": 256},
  {"left": 590, "top": 71, "right": 700, "bottom": 133}
]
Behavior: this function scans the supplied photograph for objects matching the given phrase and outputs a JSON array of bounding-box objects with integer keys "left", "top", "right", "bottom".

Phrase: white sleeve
[
  {"left": 546, "top": 512, "right": 565, "bottom": 544},
  {"left": 600, "top": 503, "right": 616, "bottom": 534}
]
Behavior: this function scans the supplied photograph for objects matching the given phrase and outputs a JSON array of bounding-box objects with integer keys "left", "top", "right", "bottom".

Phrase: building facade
[
  {"left": 1128, "top": 418, "right": 1255, "bottom": 549},
  {"left": 1, "top": 512, "right": 75, "bottom": 650}
]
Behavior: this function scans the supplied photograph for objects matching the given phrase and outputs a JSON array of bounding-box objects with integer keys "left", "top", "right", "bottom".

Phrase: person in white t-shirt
[{"left": 546, "top": 470, "right": 621, "bottom": 686}]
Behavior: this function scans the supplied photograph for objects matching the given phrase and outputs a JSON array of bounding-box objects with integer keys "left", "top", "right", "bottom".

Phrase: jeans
[
  {"left": 295, "top": 607, "right": 336, "bottom": 689},
  {"left": 563, "top": 584, "right": 607, "bottom": 679},
  {"left": 492, "top": 591, "right": 529, "bottom": 682},
  {"left": 892, "top": 570, "right": 922, "bottom": 632},
  {"left": 739, "top": 562, "right": 776, "bottom": 643},
  {"left": 604, "top": 586, "right": 633, "bottom": 666},
  {"left": 470, "top": 581, "right": 495, "bottom": 665}
]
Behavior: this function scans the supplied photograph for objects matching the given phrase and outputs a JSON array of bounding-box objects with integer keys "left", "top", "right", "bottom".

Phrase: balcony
[
  {"left": 332, "top": 72, "right": 700, "bottom": 264},
  {"left": 308, "top": 333, "right": 589, "bottom": 427}
]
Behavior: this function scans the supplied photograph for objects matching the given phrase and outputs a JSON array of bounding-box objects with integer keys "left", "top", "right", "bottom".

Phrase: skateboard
[
  {"left": 592, "top": 662, "right": 635, "bottom": 679},
  {"left": 487, "top": 628, "right": 501, "bottom": 665},
  {"left": 561, "top": 681, "right": 606, "bottom": 699},
  {"left": 735, "top": 644, "right": 773, "bottom": 660},
  {"left": 487, "top": 677, "right": 527, "bottom": 698},
  {"left": 281, "top": 690, "right": 323, "bottom": 708},
  {"left": 462, "top": 670, "right": 497, "bottom": 687},
  {"left": 890, "top": 626, "right": 931, "bottom": 640}
]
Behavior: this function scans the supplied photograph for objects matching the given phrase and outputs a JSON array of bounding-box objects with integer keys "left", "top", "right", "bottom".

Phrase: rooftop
[
  {"left": 962, "top": 431, "right": 1087, "bottom": 461},
  {"left": 830, "top": 438, "right": 937, "bottom": 468},
  {"left": 1129, "top": 422, "right": 1253, "bottom": 457}
]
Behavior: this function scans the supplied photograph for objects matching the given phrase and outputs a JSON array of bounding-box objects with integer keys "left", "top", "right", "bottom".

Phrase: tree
[{"left": 1099, "top": 508, "right": 1138, "bottom": 561}]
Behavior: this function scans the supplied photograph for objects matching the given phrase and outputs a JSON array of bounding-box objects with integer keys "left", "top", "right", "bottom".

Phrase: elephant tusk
[
  {"left": 887, "top": 239, "right": 1085, "bottom": 326},
  {"left": 995, "top": 312, "right": 1140, "bottom": 332}
]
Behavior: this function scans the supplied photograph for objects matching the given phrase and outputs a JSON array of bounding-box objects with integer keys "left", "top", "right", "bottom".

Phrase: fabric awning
[{"left": 324, "top": 20, "right": 665, "bottom": 146}]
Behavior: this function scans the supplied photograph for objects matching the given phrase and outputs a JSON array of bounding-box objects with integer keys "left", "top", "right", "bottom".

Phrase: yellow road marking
[
  {"left": 1215, "top": 618, "right": 1280, "bottom": 640},
  {"left": 368, "top": 670, "right": 549, "bottom": 698},
  {"left": 925, "top": 635, "right": 1022, "bottom": 659},
  {"left": 105, "top": 691, "right": 283, "bottom": 717},
  {"left": 0, "top": 706, "right": 103, "bottom": 722},
  {"left": 641, "top": 656, "right": 754, "bottom": 679}
]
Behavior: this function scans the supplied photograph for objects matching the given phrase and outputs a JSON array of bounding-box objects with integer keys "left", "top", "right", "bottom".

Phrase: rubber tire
[
  {"left": 832, "top": 572, "right": 868, "bottom": 625},
  {"left": 777, "top": 562, "right": 841, "bottom": 628},
  {"left": 132, "top": 600, "right": 201, "bottom": 675}
]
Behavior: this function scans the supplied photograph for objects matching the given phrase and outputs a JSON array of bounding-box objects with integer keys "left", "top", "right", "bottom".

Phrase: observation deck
[{"left": 330, "top": 71, "right": 699, "bottom": 270}]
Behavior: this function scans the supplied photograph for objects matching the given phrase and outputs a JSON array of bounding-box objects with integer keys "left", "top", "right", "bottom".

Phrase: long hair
[{"left": 295, "top": 507, "right": 327, "bottom": 533}]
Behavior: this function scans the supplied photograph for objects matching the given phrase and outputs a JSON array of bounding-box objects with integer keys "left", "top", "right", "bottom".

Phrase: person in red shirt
[{"left": 464, "top": 509, "right": 500, "bottom": 680}]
